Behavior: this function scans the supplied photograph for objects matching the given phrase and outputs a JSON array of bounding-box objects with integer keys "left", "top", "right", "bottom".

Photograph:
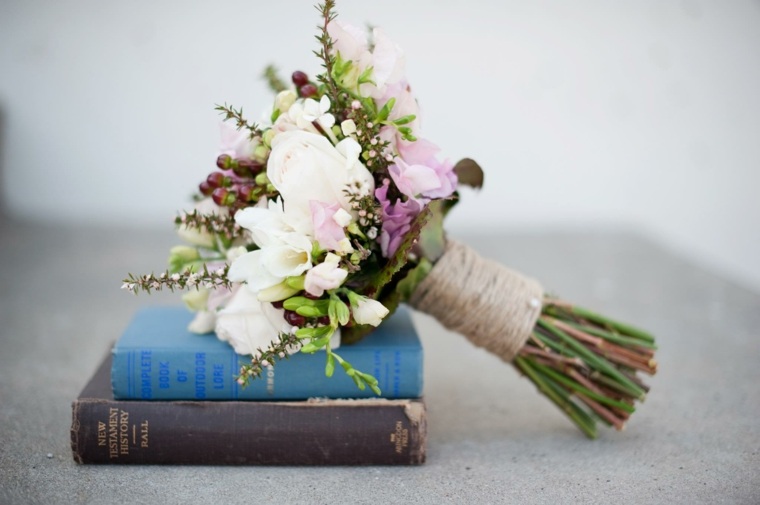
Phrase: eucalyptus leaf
[{"left": 453, "top": 158, "right": 484, "bottom": 189}]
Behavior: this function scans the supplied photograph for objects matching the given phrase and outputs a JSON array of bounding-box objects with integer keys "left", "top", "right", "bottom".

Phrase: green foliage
[{"left": 453, "top": 158, "right": 484, "bottom": 189}]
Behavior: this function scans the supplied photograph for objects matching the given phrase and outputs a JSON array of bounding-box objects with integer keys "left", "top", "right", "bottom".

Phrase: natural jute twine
[{"left": 409, "top": 240, "right": 544, "bottom": 363}]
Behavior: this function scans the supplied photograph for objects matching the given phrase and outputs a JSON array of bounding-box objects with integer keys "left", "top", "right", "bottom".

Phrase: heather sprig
[
  {"left": 214, "top": 103, "right": 262, "bottom": 140},
  {"left": 314, "top": 0, "right": 341, "bottom": 107},
  {"left": 175, "top": 211, "right": 243, "bottom": 242},
  {"left": 122, "top": 265, "right": 233, "bottom": 294}
]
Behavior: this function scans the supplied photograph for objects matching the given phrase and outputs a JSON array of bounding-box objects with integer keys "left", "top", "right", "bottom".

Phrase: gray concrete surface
[{"left": 1, "top": 216, "right": 758, "bottom": 504}]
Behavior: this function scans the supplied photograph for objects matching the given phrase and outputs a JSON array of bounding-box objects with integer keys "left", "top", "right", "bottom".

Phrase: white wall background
[{"left": 1, "top": 0, "right": 759, "bottom": 291}]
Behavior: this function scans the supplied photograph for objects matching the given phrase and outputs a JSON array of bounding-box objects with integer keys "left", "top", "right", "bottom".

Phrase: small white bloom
[
  {"left": 332, "top": 208, "right": 352, "bottom": 228},
  {"left": 304, "top": 253, "right": 348, "bottom": 297},
  {"left": 336, "top": 238, "right": 354, "bottom": 254},
  {"left": 341, "top": 119, "right": 357, "bottom": 136},
  {"left": 351, "top": 296, "right": 389, "bottom": 327},
  {"left": 335, "top": 137, "right": 362, "bottom": 171}
]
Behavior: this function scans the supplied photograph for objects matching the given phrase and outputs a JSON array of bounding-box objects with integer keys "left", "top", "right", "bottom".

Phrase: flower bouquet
[{"left": 124, "top": 1, "right": 657, "bottom": 438}]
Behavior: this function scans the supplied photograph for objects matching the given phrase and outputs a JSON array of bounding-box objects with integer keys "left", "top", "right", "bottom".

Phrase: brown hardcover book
[{"left": 70, "top": 355, "right": 427, "bottom": 465}]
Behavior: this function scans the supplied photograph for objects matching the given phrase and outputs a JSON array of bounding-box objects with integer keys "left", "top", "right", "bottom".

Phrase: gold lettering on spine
[
  {"left": 108, "top": 408, "right": 119, "bottom": 458},
  {"left": 119, "top": 410, "right": 130, "bottom": 455},
  {"left": 97, "top": 421, "right": 107, "bottom": 447},
  {"left": 140, "top": 420, "right": 149, "bottom": 448},
  {"left": 389, "top": 421, "right": 409, "bottom": 455}
]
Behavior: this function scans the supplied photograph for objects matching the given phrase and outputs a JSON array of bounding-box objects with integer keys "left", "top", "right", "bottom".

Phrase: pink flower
[
  {"left": 388, "top": 158, "right": 441, "bottom": 198},
  {"left": 219, "top": 121, "right": 254, "bottom": 159},
  {"left": 304, "top": 254, "right": 348, "bottom": 297},
  {"left": 310, "top": 200, "right": 353, "bottom": 253},
  {"left": 375, "top": 180, "right": 423, "bottom": 257},
  {"left": 396, "top": 139, "right": 458, "bottom": 200}
]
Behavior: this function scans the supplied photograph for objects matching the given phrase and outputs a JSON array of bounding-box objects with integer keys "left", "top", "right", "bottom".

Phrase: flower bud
[
  {"left": 253, "top": 144, "right": 270, "bottom": 163},
  {"left": 257, "top": 281, "right": 300, "bottom": 302},
  {"left": 262, "top": 128, "right": 276, "bottom": 147},
  {"left": 274, "top": 89, "right": 297, "bottom": 115},
  {"left": 182, "top": 288, "right": 209, "bottom": 312}
]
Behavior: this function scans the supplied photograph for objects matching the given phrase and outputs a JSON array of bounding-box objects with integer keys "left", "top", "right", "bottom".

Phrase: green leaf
[
  {"left": 453, "top": 158, "right": 484, "bottom": 189},
  {"left": 416, "top": 199, "right": 448, "bottom": 262},
  {"left": 328, "top": 297, "right": 339, "bottom": 327},
  {"left": 358, "top": 66, "right": 374, "bottom": 85},
  {"left": 366, "top": 206, "right": 431, "bottom": 298},
  {"left": 392, "top": 114, "right": 416, "bottom": 126},
  {"left": 325, "top": 352, "right": 335, "bottom": 377},
  {"left": 375, "top": 97, "right": 395, "bottom": 122},
  {"left": 396, "top": 258, "right": 433, "bottom": 302}
]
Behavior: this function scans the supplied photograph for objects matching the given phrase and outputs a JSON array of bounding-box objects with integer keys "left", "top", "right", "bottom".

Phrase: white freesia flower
[
  {"left": 227, "top": 232, "right": 312, "bottom": 293},
  {"left": 215, "top": 287, "right": 293, "bottom": 356},
  {"left": 351, "top": 296, "right": 390, "bottom": 327},
  {"left": 304, "top": 253, "right": 348, "bottom": 297},
  {"left": 187, "top": 310, "right": 216, "bottom": 334},
  {"left": 267, "top": 130, "right": 374, "bottom": 235},
  {"left": 235, "top": 198, "right": 296, "bottom": 247}
]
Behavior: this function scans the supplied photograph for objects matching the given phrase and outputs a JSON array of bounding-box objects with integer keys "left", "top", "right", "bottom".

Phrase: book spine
[
  {"left": 71, "top": 399, "right": 426, "bottom": 465},
  {"left": 112, "top": 344, "right": 422, "bottom": 400}
]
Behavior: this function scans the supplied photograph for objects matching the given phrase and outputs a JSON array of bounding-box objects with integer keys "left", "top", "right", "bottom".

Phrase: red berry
[
  {"left": 206, "top": 172, "right": 228, "bottom": 188},
  {"left": 237, "top": 184, "right": 254, "bottom": 202},
  {"left": 216, "top": 154, "right": 231, "bottom": 170},
  {"left": 300, "top": 84, "right": 317, "bottom": 98},
  {"left": 199, "top": 180, "right": 214, "bottom": 196},
  {"left": 236, "top": 159, "right": 263, "bottom": 177},
  {"left": 271, "top": 300, "right": 284, "bottom": 309},
  {"left": 211, "top": 187, "right": 234, "bottom": 206},
  {"left": 284, "top": 310, "right": 306, "bottom": 327},
  {"left": 317, "top": 316, "right": 330, "bottom": 326},
  {"left": 292, "top": 71, "right": 309, "bottom": 87}
]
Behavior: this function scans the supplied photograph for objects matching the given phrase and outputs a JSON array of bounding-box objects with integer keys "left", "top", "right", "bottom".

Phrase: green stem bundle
[{"left": 515, "top": 299, "right": 657, "bottom": 438}]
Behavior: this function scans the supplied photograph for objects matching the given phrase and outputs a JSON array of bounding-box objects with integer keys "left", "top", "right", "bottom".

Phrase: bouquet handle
[{"left": 409, "top": 240, "right": 544, "bottom": 363}]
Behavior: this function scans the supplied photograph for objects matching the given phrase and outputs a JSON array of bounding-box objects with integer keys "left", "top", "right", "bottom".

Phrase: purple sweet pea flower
[
  {"left": 396, "top": 139, "right": 458, "bottom": 200},
  {"left": 375, "top": 180, "right": 423, "bottom": 257}
]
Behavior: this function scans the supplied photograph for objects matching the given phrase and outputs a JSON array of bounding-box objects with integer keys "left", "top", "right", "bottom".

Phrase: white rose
[
  {"left": 215, "top": 287, "right": 293, "bottom": 356},
  {"left": 267, "top": 130, "right": 374, "bottom": 235}
]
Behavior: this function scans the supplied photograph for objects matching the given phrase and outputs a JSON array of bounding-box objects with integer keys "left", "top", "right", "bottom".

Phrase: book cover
[
  {"left": 112, "top": 306, "right": 423, "bottom": 400},
  {"left": 72, "top": 354, "right": 427, "bottom": 465}
]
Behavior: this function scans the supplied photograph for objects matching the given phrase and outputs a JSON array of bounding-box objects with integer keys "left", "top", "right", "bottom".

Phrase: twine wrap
[{"left": 409, "top": 240, "right": 544, "bottom": 363}]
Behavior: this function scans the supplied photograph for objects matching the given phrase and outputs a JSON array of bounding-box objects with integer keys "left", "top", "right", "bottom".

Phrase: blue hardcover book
[{"left": 112, "top": 306, "right": 423, "bottom": 400}]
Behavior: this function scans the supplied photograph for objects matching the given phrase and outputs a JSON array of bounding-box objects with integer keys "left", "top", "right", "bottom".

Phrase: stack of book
[{"left": 70, "top": 307, "right": 426, "bottom": 465}]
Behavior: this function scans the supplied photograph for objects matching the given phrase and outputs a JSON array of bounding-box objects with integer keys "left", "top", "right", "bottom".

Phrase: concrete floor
[{"left": 1, "top": 216, "right": 758, "bottom": 504}]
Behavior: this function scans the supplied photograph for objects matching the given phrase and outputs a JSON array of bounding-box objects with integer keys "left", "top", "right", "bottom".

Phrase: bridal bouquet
[{"left": 124, "top": 1, "right": 657, "bottom": 438}]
